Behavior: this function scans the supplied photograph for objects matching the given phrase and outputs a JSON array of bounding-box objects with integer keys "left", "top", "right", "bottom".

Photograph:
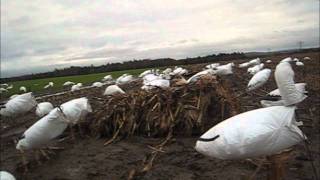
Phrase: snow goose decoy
[
  {"left": 296, "top": 61, "right": 304, "bottom": 66},
  {"left": 195, "top": 106, "right": 304, "bottom": 159},
  {"left": 102, "top": 75, "right": 113, "bottom": 82},
  {"left": 92, "top": 82, "right": 104, "bottom": 88},
  {"left": 103, "top": 85, "right": 125, "bottom": 96},
  {"left": 187, "top": 69, "right": 215, "bottom": 83},
  {"left": 247, "top": 69, "right": 271, "bottom": 91},
  {"left": 19, "top": 86, "right": 27, "bottom": 93},
  {"left": 274, "top": 61, "right": 307, "bottom": 106},
  {"left": 36, "top": 102, "right": 54, "bottom": 117},
  {"left": 0, "top": 171, "right": 16, "bottom": 180},
  {"left": 63, "top": 81, "right": 75, "bottom": 86},
  {"left": 0, "top": 93, "right": 37, "bottom": 117}
]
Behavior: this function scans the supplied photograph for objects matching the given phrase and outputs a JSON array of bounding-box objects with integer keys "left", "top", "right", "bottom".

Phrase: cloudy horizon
[{"left": 1, "top": 0, "right": 319, "bottom": 78}]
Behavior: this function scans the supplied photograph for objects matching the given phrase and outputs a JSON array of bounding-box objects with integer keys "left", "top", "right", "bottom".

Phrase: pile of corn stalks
[{"left": 87, "top": 75, "right": 240, "bottom": 144}]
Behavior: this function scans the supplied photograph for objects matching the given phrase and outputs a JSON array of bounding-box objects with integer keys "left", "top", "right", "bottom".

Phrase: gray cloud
[{"left": 1, "top": 0, "right": 319, "bottom": 77}]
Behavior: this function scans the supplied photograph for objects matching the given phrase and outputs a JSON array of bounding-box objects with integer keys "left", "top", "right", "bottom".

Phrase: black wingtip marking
[{"left": 198, "top": 135, "right": 220, "bottom": 142}]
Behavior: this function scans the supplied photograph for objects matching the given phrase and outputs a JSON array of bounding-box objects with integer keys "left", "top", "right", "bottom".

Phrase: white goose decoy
[
  {"left": 16, "top": 108, "right": 69, "bottom": 151},
  {"left": 116, "top": 74, "right": 133, "bottom": 84},
  {"left": 0, "top": 83, "right": 8, "bottom": 87},
  {"left": 44, "top": 84, "right": 51, "bottom": 89},
  {"left": 280, "top": 57, "right": 293, "bottom": 63},
  {"left": 143, "top": 74, "right": 162, "bottom": 83},
  {"left": 9, "top": 94, "right": 19, "bottom": 99},
  {"left": 206, "top": 63, "right": 220, "bottom": 69},
  {"left": 20, "top": 86, "right": 27, "bottom": 92},
  {"left": 293, "top": 58, "right": 299, "bottom": 62},
  {"left": 0, "top": 92, "right": 37, "bottom": 117},
  {"left": 44, "top": 82, "right": 54, "bottom": 89},
  {"left": 248, "top": 58, "right": 261, "bottom": 65},
  {"left": 296, "top": 61, "right": 304, "bottom": 66},
  {"left": 6, "top": 85, "right": 13, "bottom": 90},
  {"left": 268, "top": 83, "right": 307, "bottom": 97},
  {"left": 0, "top": 88, "right": 8, "bottom": 93},
  {"left": 266, "top": 60, "right": 272, "bottom": 63},
  {"left": 214, "top": 63, "right": 233, "bottom": 75},
  {"left": 0, "top": 171, "right": 16, "bottom": 180},
  {"left": 36, "top": 102, "right": 54, "bottom": 117},
  {"left": 102, "top": 75, "right": 113, "bottom": 82},
  {"left": 303, "top": 57, "right": 311, "bottom": 60},
  {"left": 142, "top": 79, "right": 170, "bottom": 90},
  {"left": 170, "top": 67, "right": 188, "bottom": 76},
  {"left": 239, "top": 62, "right": 250, "bottom": 68},
  {"left": 162, "top": 68, "right": 172, "bottom": 75},
  {"left": 275, "top": 62, "right": 307, "bottom": 106},
  {"left": 59, "top": 97, "right": 92, "bottom": 124},
  {"left": 247, "top": 69, "right": 271, "bottom": 91},
  {"left": 63, "top": 81, "right": 75, "bottom": 86},
  {"left": 71, "top": 84, "right": 81, "bottom": 92},
  {"left": 195, "top": 106, "right": 304, "bottom": 159},
  {"left": 139, "top": 70, "right": 153, "bottom": 78},
  {"left": 247, "top": 63, "right": 264, "bottom": 75},
  {"left": 187, "top": 69, "right": 215, "bottom": 83},
  {"left": 92, "top": 82, "right": 104, "bottom": 88},
  {"left": 103, "top": 85, "right": 125, "bottom": 96}
]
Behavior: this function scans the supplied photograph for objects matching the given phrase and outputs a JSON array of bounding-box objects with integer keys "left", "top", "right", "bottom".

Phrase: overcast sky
[{"left": 1, "top": 0, "right": 319, "bottom": 77}]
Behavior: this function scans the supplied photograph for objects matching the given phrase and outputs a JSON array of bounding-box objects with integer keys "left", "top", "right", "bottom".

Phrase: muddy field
[{"left": 1, "top": 51, "right": 319, "bottom": 180}]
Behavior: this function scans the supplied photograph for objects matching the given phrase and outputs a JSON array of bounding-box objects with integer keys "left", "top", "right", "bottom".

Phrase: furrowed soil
[{"left": 1, "top": 51, "right": 319, "bottom": 180}]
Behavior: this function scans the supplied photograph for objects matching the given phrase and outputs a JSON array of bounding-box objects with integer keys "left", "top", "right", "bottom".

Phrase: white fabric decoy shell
[
  {"left": 260, "top": 100, "right": 286, "bottom": 108},
  {"left": 92, "top": 82, "right": 104, "bottom": 87},
  {"left": 36, "top": 102, "right": 54, "bottom": 117},
  {"left": 0, "top": 88, "right": 8, "bottom": 93},
  {"left": 162, "top": 68, "right": 172, "bottom": 75},
  {"left": 280, "top": 57, "right": 293, "bottom": 63},
  {"left": 0, "top": 92, "right": 37, "bottom": 117},
  {"left": 248, "top": 58, "right": 261, "bottom": 65},
  {"left": 247, "top": 63, "right": 264, "bottom": 75},
  {"left": 239, "top": 62, "right": 250, "bottom": 68},
  {"left": 71, "top": 84, "right": 81, "bottom": 92},
  {"left": 139, "top": 70, "right": 153, "bottom": 78},
  {"left": 247, "top": 69, "right": 271, "bottom": 91},
  {"left": 0, "top": 171, "right": 16, "bottom": 180},
  {"left": 206, "top": 63, "right": 220, "bottom": 69},
  {"left": 44, "top": 84, "right": 51, "bottom": 89},
  {"left": 116, "top": 74, "right": 133, "bottom": 84},
  {"left": 187, "top": 69, "right": 215, "bottom": 83},
  {"left": 296, "top": 61, "right": 304, "bottom": 66},
  {"left": 63, "top": 81, "right": 75, "bottom": 86},
  {"left": 268, "top": 83, "right": 307, "bottom": 97},
  {"left": 170, "top": 67, "right": 188, "bottom": 76},
  {"left": 213, "top": 63, "right": 233, "bottom": 75},
  {"left": 303, "top": 57, "right": 311, "bottom": 60},
  {"left": 59, "top": 97, "right": 92, "bottom": 124},
  {"left": 16, "top": 108, "right": 69, "bottom": 150},
  {"left": 102, "top": 75, "right": 113, "bottom": 81},
  {"left": 293, "top": 58, "right": 299, "bottom": 62},
  {"left": 19, "top": 86, "right": 27, "bottom": 92},
  {"left": 104, "top": 85, "right": 125, "bottom": 96},
  {"left": 142, "top": 79, "right": 170, "bottom": 90},
  {"left": 266, "top": 60, "right": 272, "bottom": 63},
  {"left": 195, "top": 106, "right": 304, "bottom": 159},
  {"left": 275, "top": 62, "right": 307, "bottom": 106}
]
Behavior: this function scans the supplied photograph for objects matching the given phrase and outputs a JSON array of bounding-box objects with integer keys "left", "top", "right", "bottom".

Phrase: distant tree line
[{"left": 1, "top": 52, "right": 245, "bottom": 82}]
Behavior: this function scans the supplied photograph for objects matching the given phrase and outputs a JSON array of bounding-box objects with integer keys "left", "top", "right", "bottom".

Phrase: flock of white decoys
[{"left": 0, "top": 56, "right": 312, "bottom": 179}]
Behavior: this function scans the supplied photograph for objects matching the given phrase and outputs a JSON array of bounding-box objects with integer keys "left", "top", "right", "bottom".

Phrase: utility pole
[{"left": 298, "top": 41, "right": 303, "bottom": 51}]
